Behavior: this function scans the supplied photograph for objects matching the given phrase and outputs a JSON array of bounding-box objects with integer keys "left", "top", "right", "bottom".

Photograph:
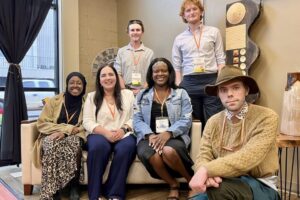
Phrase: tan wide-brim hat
[{"left": 205, "top": 65, "right": 260, "bottom": 96}]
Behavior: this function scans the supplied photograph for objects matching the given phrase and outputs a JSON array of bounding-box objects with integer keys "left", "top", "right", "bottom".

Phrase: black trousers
[{"left": 180, "top": 73, "right": 223, "bottom": 129}]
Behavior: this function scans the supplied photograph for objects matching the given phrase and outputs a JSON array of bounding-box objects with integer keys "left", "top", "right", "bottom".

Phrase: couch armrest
[
  {"left": 190, "top": 120, "right": 201, "bottom": 166},
  {"left": 21, "top": 121, "right": 39, "bottom": 185}
]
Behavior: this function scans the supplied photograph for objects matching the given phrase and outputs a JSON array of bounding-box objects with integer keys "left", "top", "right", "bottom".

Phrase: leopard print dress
[{"left": 40, "top": 135, "right": 82, "bottom": 200}]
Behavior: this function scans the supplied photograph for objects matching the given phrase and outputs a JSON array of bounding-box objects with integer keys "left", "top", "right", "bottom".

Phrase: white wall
[{"left": 117, "top": 0, "right": 185, "bottom": 60}]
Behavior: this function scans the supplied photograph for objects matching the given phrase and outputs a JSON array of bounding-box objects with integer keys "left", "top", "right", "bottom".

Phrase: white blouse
[{"left": 83, "top": 89, "right": 134, "bottom": 135}]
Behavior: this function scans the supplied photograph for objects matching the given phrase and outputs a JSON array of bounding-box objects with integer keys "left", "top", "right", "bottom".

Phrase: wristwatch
[{"left": 121, "top": 126, "right": 130, "bottom": 133}]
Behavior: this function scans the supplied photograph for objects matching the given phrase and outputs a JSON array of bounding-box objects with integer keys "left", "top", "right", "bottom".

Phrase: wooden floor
[
  {"left": 0, "top": 165, "right": 299, "bottom": 200},
  {"left": 0, "top": 165, "right": 189, "bottom": 200}
]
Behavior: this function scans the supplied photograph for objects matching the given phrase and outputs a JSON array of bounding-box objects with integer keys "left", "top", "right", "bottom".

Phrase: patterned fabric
[
  {"left": 40, "top": 135, "right": 82, "bottom": 200},
  {"left": 225, "top": 102, "right": 248, "bottom": 120}
]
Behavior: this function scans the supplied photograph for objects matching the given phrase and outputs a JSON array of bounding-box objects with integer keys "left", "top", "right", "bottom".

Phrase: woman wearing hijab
[{"left": 34, "top": 72, "right": 87, "bottom": 200}]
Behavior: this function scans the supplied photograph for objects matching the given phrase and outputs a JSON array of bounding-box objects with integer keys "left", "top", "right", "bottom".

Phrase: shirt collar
[
  {"left": 225, "top": 102, "right": 248, "bottom": 121},
  {"left": 126, "top": 42, "right": 145, "bottom": 51},
  {"left": 187, "top": 23, "right": 203, "bottom": 33},
  {"left": 149, "top": 87, "right": 174, "bottom": 100}
]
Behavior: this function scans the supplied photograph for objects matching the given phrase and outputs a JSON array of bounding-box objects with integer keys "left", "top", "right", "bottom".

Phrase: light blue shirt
[
  {"left": 172, "top": 25, "right": 226, "bottom": 76},
  {"left": 133, "top": 87, "right": 192, "bottom": 147}
]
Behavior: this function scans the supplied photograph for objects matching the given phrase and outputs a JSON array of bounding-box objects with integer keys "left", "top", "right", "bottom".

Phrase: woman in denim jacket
[{"left": 133, "top": 58, "right": 194, "bottom": 200}]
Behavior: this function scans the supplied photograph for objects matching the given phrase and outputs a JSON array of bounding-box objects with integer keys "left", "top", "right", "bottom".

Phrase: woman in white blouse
[{"left": 83, "top": 63, "right": 136, "bottom": 200}]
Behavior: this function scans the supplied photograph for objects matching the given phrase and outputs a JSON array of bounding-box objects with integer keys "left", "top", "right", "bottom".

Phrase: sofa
[{"left": 21, "top": 120, "right": 201, "bottom": 195}]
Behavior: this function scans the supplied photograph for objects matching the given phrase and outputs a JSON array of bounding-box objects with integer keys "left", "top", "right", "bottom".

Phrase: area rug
[{"left": 0, "top": 178, "right": 23, "bottom": 200}]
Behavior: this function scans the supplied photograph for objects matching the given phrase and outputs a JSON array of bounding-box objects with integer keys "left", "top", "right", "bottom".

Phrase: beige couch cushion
[{"left": 21, "top": 121, "right": 202, "bottom": 193}]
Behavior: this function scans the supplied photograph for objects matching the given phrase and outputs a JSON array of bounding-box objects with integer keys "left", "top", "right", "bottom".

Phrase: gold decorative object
[{"left": 226, "top": 2, "right": 246, "bottom": 25}]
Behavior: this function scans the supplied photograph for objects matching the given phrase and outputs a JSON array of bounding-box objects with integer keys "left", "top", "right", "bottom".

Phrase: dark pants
[
  {"left": 87, "top": 134, "right": 136, "bottom": 200},
  {"left": 189, "top": 177, "right": 280, "bottom": 200},
  {"left": 180, "top": 73, "right": 223, "bottom": 129}
]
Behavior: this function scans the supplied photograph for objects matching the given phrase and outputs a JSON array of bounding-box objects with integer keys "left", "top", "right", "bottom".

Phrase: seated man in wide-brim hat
[{"left": 189, "top": 65, "right": 280, "bottom": 200}]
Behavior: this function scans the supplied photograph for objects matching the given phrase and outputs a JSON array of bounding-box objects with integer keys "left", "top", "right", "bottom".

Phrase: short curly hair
[{"left": 179, "top": 0, "right": 204, "bottom": 23}]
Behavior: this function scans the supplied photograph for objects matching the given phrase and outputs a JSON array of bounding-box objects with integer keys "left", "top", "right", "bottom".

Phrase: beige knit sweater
[{"left": 195, "top": 104, "right": 279, "bottom": 178}]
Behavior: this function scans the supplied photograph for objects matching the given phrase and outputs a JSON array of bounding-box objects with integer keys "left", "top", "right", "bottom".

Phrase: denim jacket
[{"left": 133, "top": 87, "right": 193, "bottom": 147}]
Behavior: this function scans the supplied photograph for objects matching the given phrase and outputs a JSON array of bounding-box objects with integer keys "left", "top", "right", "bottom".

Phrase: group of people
[{"left": 32, "top": 0, "right": 280, "bottom": 200}]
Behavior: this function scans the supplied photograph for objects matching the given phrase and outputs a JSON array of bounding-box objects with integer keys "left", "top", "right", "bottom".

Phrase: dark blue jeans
[
  {"left": 180, "top": 73, "right": 223, "bottom": 129},
  {"left": 87, "top": 134, "right": 136, "bottom": 200}
]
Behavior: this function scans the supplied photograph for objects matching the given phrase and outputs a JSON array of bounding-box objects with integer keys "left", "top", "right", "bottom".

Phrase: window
[
  {"left": 23, "top": 81, "right": 35, "bottom": 88},
  {"left": 0, "top": 0, "right": 59, "bottom": 121}
]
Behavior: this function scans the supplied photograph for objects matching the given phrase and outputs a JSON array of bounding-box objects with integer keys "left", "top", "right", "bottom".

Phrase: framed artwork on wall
[
  {"left": 225, "top": 0, "right": 261, "bottom": 74},
  {"left": 91, "top": 47, "right": 119, "bottom": 78}
]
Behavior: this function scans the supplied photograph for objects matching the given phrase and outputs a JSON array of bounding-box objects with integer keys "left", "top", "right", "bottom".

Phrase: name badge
[
  {"left": 193, "top": 57, "right": 206, "bottom": 73},
  {"left": 155, "top": 117, "right": 169, "bottom": 133},
  {"left": 132, "top": 72, "right": 142, "bottom": 86}
]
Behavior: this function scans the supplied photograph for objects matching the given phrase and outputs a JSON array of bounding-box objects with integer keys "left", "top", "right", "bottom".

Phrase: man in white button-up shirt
[{"left": 172, "top": 0, "right": 226, "bottom": 128}]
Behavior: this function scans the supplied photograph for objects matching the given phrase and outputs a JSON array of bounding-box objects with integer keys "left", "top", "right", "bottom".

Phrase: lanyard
[
  {"left": 105, "top": 98, "right": 116, "bottom": 119},
  {"left": 193, "top": 25, "right": 203, "bottom": 51},
  {"left": 131, "top": 50, "right": 143, "bottom": 68},
  {"left": 154, "top": 88, "right": 169, "bottom": 117},
  {"left": 219, "top": 116, "right": 245, "bottom": 153},
  {"left": 63, "top": 101, "right": 77, "bottom": 124}
]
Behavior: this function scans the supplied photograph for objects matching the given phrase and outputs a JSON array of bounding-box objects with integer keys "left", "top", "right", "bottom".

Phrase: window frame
[{"left": 0, "top": 0, "right": 60, "bottom": 96}]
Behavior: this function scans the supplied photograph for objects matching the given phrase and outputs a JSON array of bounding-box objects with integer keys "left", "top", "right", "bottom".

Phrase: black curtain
[{"left": 0, "top": 0, "right": 52, "bottom": 166}]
